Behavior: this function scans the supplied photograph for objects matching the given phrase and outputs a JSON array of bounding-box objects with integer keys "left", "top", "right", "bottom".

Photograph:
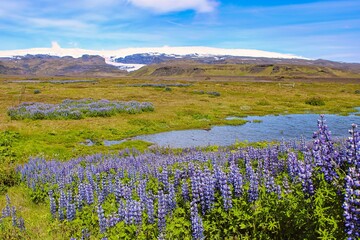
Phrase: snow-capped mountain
[{"left": 0, "top": 42, "right": 307, "bottom": 72}]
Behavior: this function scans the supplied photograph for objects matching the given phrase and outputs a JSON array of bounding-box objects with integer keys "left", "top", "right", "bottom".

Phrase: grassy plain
[
  {"left": 0, "top": 74, "right": 360, "bottom": 238},
  {"left": 0, "top": 76, "right": 360, "bottom": 160}
]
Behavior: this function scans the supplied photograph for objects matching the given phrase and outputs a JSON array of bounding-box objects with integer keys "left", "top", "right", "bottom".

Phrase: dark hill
[{"left": 0, "top": 55, "right": 126, "bottom": 76}]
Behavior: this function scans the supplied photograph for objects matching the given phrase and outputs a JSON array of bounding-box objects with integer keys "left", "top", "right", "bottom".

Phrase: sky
[{"left": 0, "top": 0, "right": 359, "bottom": 62}]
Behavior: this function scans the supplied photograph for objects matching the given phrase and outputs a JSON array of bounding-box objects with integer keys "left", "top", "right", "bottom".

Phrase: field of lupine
[
  {"left": 7, "top": 99, "right": 154, "bottom": 120},
  {"left": 2, "top": 116, "right": 359, "bottom": 239}
]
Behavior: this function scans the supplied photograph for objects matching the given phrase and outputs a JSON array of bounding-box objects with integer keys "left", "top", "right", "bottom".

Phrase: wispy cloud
[
  {"left": 27, "top": 18, "right": 93, "bottom": 30},
  {"left": 0, "top": 0, "right": 359, "bottom": 62},
  {"left": 128, "top": 0, "right": 218, "bottom": 13}
]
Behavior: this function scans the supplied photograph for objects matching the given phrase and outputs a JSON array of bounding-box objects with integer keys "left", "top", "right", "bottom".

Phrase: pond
[{"left": 130, "top": 113, "right": 360, "bottom": 148}]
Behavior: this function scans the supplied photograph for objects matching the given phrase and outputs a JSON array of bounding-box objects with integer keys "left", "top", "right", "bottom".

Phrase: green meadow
[
  {"left": 0, "top": 75, "right": 360, "bottom": 239},
  {"left": 1, "top": 76, "right": 360, "bottom": 159}
]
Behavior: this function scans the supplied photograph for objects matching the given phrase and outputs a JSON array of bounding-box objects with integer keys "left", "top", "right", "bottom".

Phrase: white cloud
[
  {"left": 128, "top": 0, "right": 218, "bottom": 13},
  {"left": 27, "top": 18, "right": 92, "bottom": 30}
]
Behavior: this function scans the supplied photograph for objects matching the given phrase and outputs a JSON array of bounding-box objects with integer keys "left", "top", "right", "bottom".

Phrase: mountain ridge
[
  {"left": 0, "top": 44, "right": 359, "bottom": 77},
  {"left": 0, "top": 43, "right": 307, "bottom": 60}
]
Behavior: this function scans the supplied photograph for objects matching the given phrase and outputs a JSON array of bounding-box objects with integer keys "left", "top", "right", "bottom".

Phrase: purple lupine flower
[
  {"left": 129, "top": 200, "right": 142, "bottom": 225},
  {"left": 114, "top": 177, "right": 122, "bottom": 203},
  {"left": 85, "top": 183, "right": 94, "bottom": 205},
  {"left": 248, "top": 167, "right": 259, "bottom": 202},
  {"left": 198, "top": 174, "right": 206, "bottom": 215},
  {"left": 106, "top": 213, "right": 120, "bottom": 228},
  {"left": 245, "top": 156, "right": 253, "bottom": 181},
  {"left": 312, "top": 115, "right": 339, "bottom": 183},
  {"left": 188, "top": 162, "right": 195, "bottom": 178},
  {"left": 347, "top": 124, "right": 360, "bottom": 166},
  {"left": 11, "top": 206, "right": 17, "bottom": 227},
  {"left": 219, "top": 170, "right": 232, "bottom": 210},
  {"left": 67, "top": 189, "right": 73, "bottom": 203},
  {"left": 79, "top": 183, "right": 86, "bottom": 204},
  {"left": 107, "top": 174, "right": 114, "bottom": 195},
  {"left": 343, "top": 167, "right": 360, "bottom": 239},
  {"left": 59, "top": 209, "right": 65, "bottom": 221},
  {"left": 265, "top": 173, "right": 276, "bottom": 194},
  {"left": 59, "top": 189, "right": 67, "bottom": 209},
  {"left": 18, "top": 216, "right": 25, "bottom": 231},
  {"left": 2, "top": 195, "right": 11, "bottom": 217},
  {"left": 299, "top": 136, "right": 307, "bottom": 152},
  {"left": 66, "top": 203, "right": 76, "bottom": 221},
  {"left": 146, "top": 194, "right": 155, "bottom": 224},
  {"left": 298, "top": 155, "right": 315, "bottom": 196},
  {"left": 159, "top": 168, "right": 169, "bottom": 192},
  {"left": 86, "top": 171, "right": 95, "bottom": 188},
  {"left": 191, "top": 170, "right": 201, "bottom": 204},
  {"left": 137, "top": 179, "right": 147, "bottom": 210},
  {"left": 202, "top": 168, "right": 215, "bottom": 213},
  {"left": 287, "top": 152, "right": 299, "bottom": 182},
  {"left": 118, "top": 200, "right": 125, "bottom": 222},
  {"left": 101, "top": 175, "right": 108, "bottom": 199},
  {"left": 81, "top": 229, "right": 90, "bottom": 240},
  {"left": 174, "top": 169, "right": 182, "bottom": 189},
  {"left": 190, "top": 200, "right": 204, "bottom": 240},
  {"left": 168, "top": 183, "right": 176, "bottom": 211},
  {"left": 279, "top": 138, "right": 288, "bottom": 153},
  {"left": 229, "top": 161, "right": 243, "bottom": 197},
  {"left": 282, "top": 176, "right": 291, "bottom": 195},
  {"left": 124, "top": 200, "right": 142, "bottom": 225},
  {"left": 213, "top": 165, "right": 221, "bottom": 190},
  {"left": 157, "top": 190, "right": 167, "bottom": 232},
  {"left": 66, "top": 191, "right": 76, "bottom": 221},
  {"left": 49, "top": 190, "right": 57, "bottom": 218},
  {"left": 181, "top": 179, "right": 190, "bottom": 202},
  {"left": 97, "top": 204, "right": 107, "bottom": 233},
  {"left": 122, "top": 185, "right": 132, "bottom": 201},
  {"left": 76, "top": 192, "right": 83, "bottom": 211},
  {"left": 96, "top": 183, "right": 105, "bottom": 204}
]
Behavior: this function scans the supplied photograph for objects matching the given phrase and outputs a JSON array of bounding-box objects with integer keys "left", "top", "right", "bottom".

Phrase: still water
[{"left": 131, "top": 113, "right": 360, "bottom": 148}]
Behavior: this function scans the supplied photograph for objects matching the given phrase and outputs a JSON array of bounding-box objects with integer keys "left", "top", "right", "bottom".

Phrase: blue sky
[{"left": 0, "top": 0, "right": 359, "bottom": 62}]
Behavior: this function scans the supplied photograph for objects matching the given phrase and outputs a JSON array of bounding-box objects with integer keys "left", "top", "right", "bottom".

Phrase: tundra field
[{"left": 1, "top": 75, "right": 360, "bottom": 239}]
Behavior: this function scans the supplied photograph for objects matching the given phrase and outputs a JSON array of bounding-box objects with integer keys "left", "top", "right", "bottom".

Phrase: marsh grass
[{"left": 0, "top": 77, "right": 360, "bottom": 160}]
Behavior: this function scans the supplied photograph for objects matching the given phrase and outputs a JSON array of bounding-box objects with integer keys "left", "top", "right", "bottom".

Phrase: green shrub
[
  {"left": 305, "top": 97, "right": 325, "bottom": 106},
  {"left": 256, "top": 99, "right": 270, "bottom": 106},
  {"left": 0, "top": 131, "right": 21, "bottom": 194}
]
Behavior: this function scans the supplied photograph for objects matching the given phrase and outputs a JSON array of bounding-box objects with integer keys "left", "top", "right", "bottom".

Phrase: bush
[
  {"left": 207, "top": 91, "right": 220, "bottom": 97},
  {"left": 305, "top": 97, "right": 325, "bottom": 106},
  {"left": 33, "top": 89, "right": 41, "bottom": 94},
  {"left": 0, "top": 131, "right": 20, "bottom": 194},
  {"left": 193, "top": 90, "right": 220, "bottom": 96}
]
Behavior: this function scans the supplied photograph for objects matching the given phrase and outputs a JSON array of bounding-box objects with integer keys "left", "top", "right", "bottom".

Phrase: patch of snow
[{"left": 104, "top": 58, "right": 145, "bottom": 72}]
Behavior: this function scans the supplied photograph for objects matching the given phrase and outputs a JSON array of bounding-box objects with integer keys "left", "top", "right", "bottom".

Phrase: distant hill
[
  {"left": 130, "top": 60, "right": 360, "bottom": 79},
  {"left": 0, "top": 55, "right": 126, "bottom": 76},
  {"left": 0, "top": 44, "right": 359, "bottom": 78}
]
